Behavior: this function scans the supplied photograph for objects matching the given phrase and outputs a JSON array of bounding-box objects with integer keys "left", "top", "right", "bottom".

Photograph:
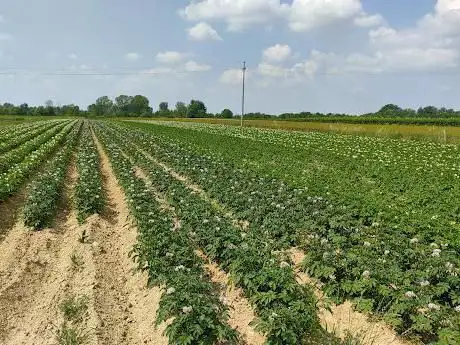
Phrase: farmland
[{"left": 0, "top": 117, "right": 458, "bottom": 345}]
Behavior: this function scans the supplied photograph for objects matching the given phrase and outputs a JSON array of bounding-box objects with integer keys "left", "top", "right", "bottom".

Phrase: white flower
[
  {"left": 182, "top": 306, "right": 193, "bottom": 314},
  {"left": 430, "top": 242, "right": 438, "bottom": 248},
  {"left": 431, "top": 249, "right": 442, "bottom": 257},
  {"left": 362, "top": 270, "right": 371, "bottom": 278},
  {"left": 174, "top": 265, "right": 185, "bottom": 271},
  {"left": 363, "top": 241, "right": 371, "bottom": 247},
  {"left": 328, "top": 274, "right": 336, "bottom": 281},
  {"left": 280, "top": 261, "right": 290, "bottom": 269},
  {"left": 405, "top": 291, "right": 417, "bottom": 298},
  {"left": 166, "top": 252, "right": 174, "bottom": 258},
  {"left": 384, "top": 250, "right": 390, "bottom": 255},
  {"left": 166, "top": 287, "right": 175, "bottom": 295},
  {"left": 409, "top": 238, "right": 419, "bottom": 244},
  {"left": 445, "top": 262, "right": 454, "bottom": 271},
  {"left": 427, "top": 303, "right": 440, "bottom": 311},
  {"left": 454, "top": 305, "right": 460, "bottom": 313},
  {"left": 419, "top": 280, "right": 430, "bottom": 287},
  {"left": 202, "top": 219, "right": 209, "bottom": 224},
  {"left": 320, "top": 238, "right": 329, "bottom": 245}
]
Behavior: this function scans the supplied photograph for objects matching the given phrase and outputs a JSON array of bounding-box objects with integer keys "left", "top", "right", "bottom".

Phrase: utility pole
[{"left": 241, "top": 61, "right": 246, "bottom": 128}]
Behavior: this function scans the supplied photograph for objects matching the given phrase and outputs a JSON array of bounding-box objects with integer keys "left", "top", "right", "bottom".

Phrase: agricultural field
[{"left": 0, "top": 117, "right": 458, "bottom": 345}]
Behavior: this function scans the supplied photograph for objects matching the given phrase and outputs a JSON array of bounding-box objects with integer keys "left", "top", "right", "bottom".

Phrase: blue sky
[{"left": 0, "top": 0, "right": 459, "bottom": 114}]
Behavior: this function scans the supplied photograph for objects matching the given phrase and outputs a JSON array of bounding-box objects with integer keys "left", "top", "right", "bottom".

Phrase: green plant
[
  {"left": 60, "top": 295, "right": 88, "bottom": 323},
  {"left": 56, "top": 324, "right": 87, "bottom": 345}
]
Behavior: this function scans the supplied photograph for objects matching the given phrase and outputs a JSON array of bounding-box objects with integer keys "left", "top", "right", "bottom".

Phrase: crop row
[
  {"left": 0, "top": 120, "right": 58, "bottom": 144},
  {"left": 23, "top": 121, "right": 82, "bottom": 229},
  {"left": 94, "top": 125, "right": 240, "bottom": 345},
  {"left": 74, "top": 122, "right": 104, "bottom": 223},
  {"left": 0, "top": 121, "right": 77, "bottom": 201},
  {"left": 110, "top": 121, "right": 460, "bottom": 343},
  {"left": 0, "top": 121, "right": 70, "bottom": 173},
  {"left": 96, "top": 122, "right": 340, "bottom": 345},
  {"left": 139, "top": 120, "right": 460, "bottom": 245},
  {"left": 0, "top": 120, "right": 63, "bottom": 155}
]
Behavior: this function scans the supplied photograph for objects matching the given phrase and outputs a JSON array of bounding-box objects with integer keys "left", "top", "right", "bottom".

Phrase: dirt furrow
[
  {"left": 92, "top": 130, "right": 168, "bottom": 345},
  {"left": 135, "top": 165, "right": 264, "bottom": 344},
  {"left": 290, "top": 248, "right": 410, "bottom": 345},
  {"left": 0, "top": 157, "right": 100, "bottom": 345}
]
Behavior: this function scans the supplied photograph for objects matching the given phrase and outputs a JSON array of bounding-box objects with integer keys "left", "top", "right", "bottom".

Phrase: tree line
[
  {"left": 1, "top": 96, "right": 460, "bottom": 119},
  {"left": 0, "top": 95, "right": 235, "bottom": 118}
]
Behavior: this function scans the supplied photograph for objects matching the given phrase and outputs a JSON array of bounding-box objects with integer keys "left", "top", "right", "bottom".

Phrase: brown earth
[
  {"left": 135, "top": 165, "right": 264, "bottom": 344},
  {"left": 0, "top": 133, "right": 170, "bottom": 345},
  {"left": 291, "top": 248, "right": 412, "bottom": 345}
]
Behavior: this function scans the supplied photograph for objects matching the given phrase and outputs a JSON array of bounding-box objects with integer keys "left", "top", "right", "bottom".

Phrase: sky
[{"left": 0, "top": 0, "right": 459, "bottom": 114}]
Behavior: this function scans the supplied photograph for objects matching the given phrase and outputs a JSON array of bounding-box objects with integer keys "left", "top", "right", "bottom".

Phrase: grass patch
[
  {"left": 60, "top": 295, "right": 88, "bottom": 323},
  {"left": 56, "top": 323, "right": 87, "bottom": 345}
]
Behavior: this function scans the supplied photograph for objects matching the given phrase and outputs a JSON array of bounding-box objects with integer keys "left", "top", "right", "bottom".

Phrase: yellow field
[{"left": 150, "top": 118, "right": 460, "bottom": 144}]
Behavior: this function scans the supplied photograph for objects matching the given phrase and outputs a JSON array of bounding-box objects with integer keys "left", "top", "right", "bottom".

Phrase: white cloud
[
  {"left": 156, "top": 51, "right": 184, "bottom": 64},
  {"left": 181, "top": 0, "right": 283, "bottom": 31},
  {"left": 125, "top": 52, "right": 142, "bottom": 62},
  {"left": 184, "top": 60, "right": 212, "bottom": 72},
  {"left": 287, "top": 0, "right": 362, "bottom": 32},
  {"left": 219, "top": 68, "right": 245, "bottom": 85},
  {"left": 188, "top": 22, "right": 222, "bottom": 41},
  {"left": 262, "top": 44, "right": 291, "bottom": 62},
  {"left": 354, "top": 13, "right": 385, "bottom": 27},
  {"left": 68, "top": 53, "right": 78, "bottom": 60},
  {"left": 364, "top": 0, "right": 460, "bottom": 72},
  {"left": 180, "top": 0, "right": 382, "bottom": 33}
]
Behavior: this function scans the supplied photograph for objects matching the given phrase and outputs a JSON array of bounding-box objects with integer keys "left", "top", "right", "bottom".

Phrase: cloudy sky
[{"left": 0, "top": 0, "right": 459, "bottom": 114}]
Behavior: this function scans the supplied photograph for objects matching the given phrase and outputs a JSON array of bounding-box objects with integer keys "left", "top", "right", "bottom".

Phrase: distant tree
[
  {"left": 377, "top": 104, "right": 403, "bottom": 117},
  {"left": 187, "top": 100, "right": 207, "bottom": 118},
  {"left": 220, "top": 108, "right": 233, "bottom": 118},
  {"left": 131, "top": 95, "right": 152, "bottom": 116},
  {"left": 18, "top": 103, "right": 30, "bottom": 115},
  {"left": 115, "top": 95, "right": 133, "bottom": 116},
  {"left": 175, "top": 102, "right": 187, "bottom": 118},
  {"left": 88, "top": 96, "right": 114, "bottom": 116}
]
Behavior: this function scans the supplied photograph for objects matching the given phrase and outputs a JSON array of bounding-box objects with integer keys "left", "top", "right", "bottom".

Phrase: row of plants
[
  {"left": 0, "top": 121, "right": 77, "bottom": 201},
  {"left": 0, "top": 120, "right": 57, "bottom": 144},
  {"left": 0, "top": 120, "right": 63, "bottom": 155},
  {"left": 110, "top": 121, "right": 460, "bottom": 343},
  {"left": 23, "top": 121, "right": 82, "bottom": 229},
  {"left": 96, "top": 122, "right": 339, "bottom": 345},
  {"left": 0, "top": 121, "right": 71, "bottom": 173},
  {"left": 94, "top": 125, "right": 240, "bottom": 345},
  {"left": 74, "top": 122, "right": 104, "bottom": 223},
  {"left": 135, "top": 120, "right": 460, "bottom": 245}
]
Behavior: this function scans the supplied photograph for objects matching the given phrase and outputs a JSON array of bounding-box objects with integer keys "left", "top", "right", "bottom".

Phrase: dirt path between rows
[
  {"left": 0, "top": 134, "right": 170, "bottom": 345},
  {"left": 136, "top": 147, "right": 414, "bottom": 345},
  {"left": 291, "top": 248, "right": 411, "bottom": 345},
  {"left": 92, "top": 130, "right": 168, "bottom": 345},
  {"left": 135, "top": 166, "right": 265, "bottom": 345},
  {"left": 0, "top": 157, "right": 101, "bottom": 345}
]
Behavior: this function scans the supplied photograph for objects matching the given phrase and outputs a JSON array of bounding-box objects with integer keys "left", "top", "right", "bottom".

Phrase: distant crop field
[
  {"left": 1, "top": 117, "right": 458, "bottom": 345},
  {"left": 142, "top": 117, "right": 460, "bottom": 144}
]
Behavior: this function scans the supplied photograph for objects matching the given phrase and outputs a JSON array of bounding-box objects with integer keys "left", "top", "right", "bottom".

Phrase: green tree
[
  {"left": 221, "top": 108, "right": 233, "bottom": 118},
  {"left": 175, "top": 102, "right": 187, "bottom": 118},
  {"left": 89, "top": 96, "right": 114, "bottom": 116},
  {"left": 187, "top": 100, "right": 207, "bottom": 118},
  {"left": 131, "top": 95, "right": 152, "bottom": 116},
  {"left": 115, "top": 95, "right": 133, "bottom": 116}
]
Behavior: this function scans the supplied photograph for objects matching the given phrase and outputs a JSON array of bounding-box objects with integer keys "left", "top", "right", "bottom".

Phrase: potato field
[{"left": 0, "top": 118, "right": 458, "bottom": 345}]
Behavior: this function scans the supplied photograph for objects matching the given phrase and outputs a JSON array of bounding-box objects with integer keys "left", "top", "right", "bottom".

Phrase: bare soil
[
  {"left": 291, "top": 248, "right": 412, "bottom": 345},
  {"left": 135, "top": 165, "right": 264, "bottom": 344},
  {"left": 0, "top": 135, "right": 170, "bottom": 345}
]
